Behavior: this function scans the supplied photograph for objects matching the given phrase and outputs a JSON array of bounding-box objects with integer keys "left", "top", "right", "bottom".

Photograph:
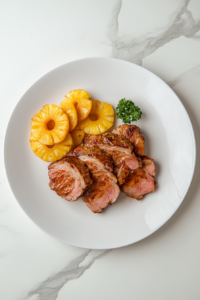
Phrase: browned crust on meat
[
  {"left": 49, "top": 168, "right": 75, "bottom": 195},
  {"left": 73, "top": 146, "right": 113, "bottom": 172},
  {"left": 141, "top": 156, "right": 156, "bottom": 177},
  {"left": 102, "top": 132, "right": 134, "bottom": 150},
  {"left": 84, "top": 133, "right": 134, "bottom": 151},
  {"left": 112, "top": 124, "right": 145, "bottom": 156},
  {"left": 74, "top": 144, "right": 120, "bottom": 213},
  {"left": 82, "top": 176, "right": 111, "bottom": 204},
  {"left": 122, "top": 168, "right": 156, "bottom": 200},
  {"left": 48, "top": 156, "right": 92, "bottom": 190},
  {"left": 83, "top": 135, "right": 101, "bottom": 147},
  {"left": 84, "top": 133, "right": 141, "bottom": 185},
  {"left": 114, "top": 161, "right": 130, "bottom": 185},
  {"left": 82, "top": 175, "right": 119, "bottom": 213},
  {"left": 124, "top": 168, "right": 148, "bottom": 186}
]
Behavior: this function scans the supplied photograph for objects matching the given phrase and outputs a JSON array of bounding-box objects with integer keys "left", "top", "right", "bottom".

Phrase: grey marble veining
[
  {"left": 25, "top": 250, "right": 109, "bottom": 300},
  {"left": 0, "top": 1, "right": 199, "bottom": 299},
  {"left": 108, "top": 0, "right": 200, "bottom": 65},
  {"left": 168, "top": 64, "right": 200, "bottom": 87}
]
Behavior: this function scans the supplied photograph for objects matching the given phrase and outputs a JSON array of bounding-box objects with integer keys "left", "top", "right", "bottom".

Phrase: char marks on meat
[
  {"left": 73, "top": 146, "right": 120, "bottom": 213},
  {"left": 122, "top": 154, "right": 156, "bottom": 200},
  {"left": 112, "top": 125, "right": 156, "bottom": 200},
  {"left": 84, "top": 132, "right": 141, "bottom": 185},
  {"left": 122, "top": 168, "right": 155, "bottom": 200},
  {"left": 112, "top": 124, "right": 145, "bottom": 156},
  {"left": 48, "top": 123, "right": 156, "bottom": 212},
  {"left": 48, "top": 156, "right": 92, "bottom": 202}
]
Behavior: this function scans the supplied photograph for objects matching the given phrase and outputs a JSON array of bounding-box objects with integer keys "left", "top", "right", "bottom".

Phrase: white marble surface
[{"left": 0, "top": 0, "right": 200, "bottom": 299}]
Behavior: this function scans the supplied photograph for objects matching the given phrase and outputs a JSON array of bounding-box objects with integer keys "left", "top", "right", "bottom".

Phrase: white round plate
[{"left": 4, "top": 58, "right": 196, "bottom": 249}]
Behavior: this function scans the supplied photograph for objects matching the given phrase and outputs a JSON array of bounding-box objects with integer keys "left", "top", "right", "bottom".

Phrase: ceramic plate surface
[{"left": 4, "top": 58, "right": 196, "bottom": 249}]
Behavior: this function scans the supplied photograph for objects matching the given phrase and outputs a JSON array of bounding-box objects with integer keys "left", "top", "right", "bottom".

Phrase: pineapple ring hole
[
  {"left": 47, "top": 145, "right": 54, "bottom": 148},
  {"left": 89, "top": 114, "right": 98, "bottom": 121},
  {"left": 74, "top": 102, "right": 78, "bottom": 109},
  {"left": 47, "top": 119, "right": 55, "bottom": 130}
]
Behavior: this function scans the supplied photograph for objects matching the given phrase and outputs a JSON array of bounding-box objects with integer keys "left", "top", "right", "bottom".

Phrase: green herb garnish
[{"left": 116, "top": 98, "right": 142, "bottom": 124}]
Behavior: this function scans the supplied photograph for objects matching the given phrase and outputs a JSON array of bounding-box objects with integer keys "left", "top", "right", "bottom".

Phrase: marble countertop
[{"left": 1, "top": 0, "right": 200, "bottom": 299}]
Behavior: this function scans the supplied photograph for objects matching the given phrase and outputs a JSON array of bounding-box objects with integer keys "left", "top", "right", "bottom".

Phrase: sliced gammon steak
[
  {"left": 122, "top": 155, "right": 156, "bottom": 200},
  {"left": 122, "top": 168, "right": 155, "bottom": 200},
  {"left": 84, "top": 132, "right": 141, "bottom": 185},
  {"left": 112, "top": 124, "right": 145, "bottom": 156},
  {"left": 141, "top": 156, "right": 156, "bottom": 177},
  {"left": 48, "top": 156, "right": 92, "bottom": 202},
  {"left": 73, "top": 146, "right": 120, "bottom": 213}
]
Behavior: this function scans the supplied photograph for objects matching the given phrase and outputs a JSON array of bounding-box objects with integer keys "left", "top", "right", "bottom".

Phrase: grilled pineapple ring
[
  {"left": 70, "top": 125, "right": 85, "bottom": 147},
  {"left": 65, "top": 89, "right": 92, "bottom": 121},
  {"left": 30, "top": 133, "right": 73, "bottom": 162},
  {"left": 31, "top": 104, "right": 69, "bottom": 145},
  {"left": 78, "top": 100, "right": 114, "bottom": 135},
  {"left": 60, "top": 99, "right": 78, "bottom": 131}
]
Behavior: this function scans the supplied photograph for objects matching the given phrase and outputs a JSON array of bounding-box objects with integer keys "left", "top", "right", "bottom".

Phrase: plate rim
[{"left": 3, "top": 57, "right": 196, "bottom": 249}]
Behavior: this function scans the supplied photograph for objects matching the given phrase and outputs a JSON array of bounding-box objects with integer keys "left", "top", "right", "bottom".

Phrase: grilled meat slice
[
  {"left": 84, "top": 132, "right": 134, "bottom": 153},
  {"left": 73, "top": 146, "right": 120, "bottom": 213},
  {"left": 112, "top": 124, "right": 145, "bottom": 156},
  {"left": 111, "top": 125, "right": 156, "bottom": 199},
  {"left": 73, "top": 145, "right": 113, "bottom": 173},
  {"left": 122, "top": 168, "right": 156, "bottom": 200},
  {"left": 141, "top": 156, "right": 156, "bottom": 177},
  {"left": 83, "top": 181, "right": 120, "bottom": 213},
  {"left": 84, "top": 133, "right": 141, "bottom": 185},
  {"left": 48, "top": 156, "right": 92, "bottom": 202},
  {"left": 122, "top": 154, "right": 156, "bottom": 200}
]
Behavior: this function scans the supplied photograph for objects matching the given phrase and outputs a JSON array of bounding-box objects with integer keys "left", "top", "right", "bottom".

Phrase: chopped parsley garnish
[{"left": 116, "top": 98, "right": 142, "bottom": 124}]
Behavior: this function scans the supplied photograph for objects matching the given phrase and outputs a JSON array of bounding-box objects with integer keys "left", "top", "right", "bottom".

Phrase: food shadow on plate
[
  {"left": 153, "top": 160, "right": 160, "bottom": 186},
  {"left": 109, "top": 107, "right": 118, "bottom": 132},
  {"left": 140, "top": 127, "right": 150, "bottom": 156},
  {"left": 139, "top": 127, "right": 160, "bottom": 179}
]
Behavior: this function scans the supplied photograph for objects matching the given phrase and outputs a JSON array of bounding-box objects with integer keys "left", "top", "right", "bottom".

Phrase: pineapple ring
[
  {"left": 31, "top": 104, "right": 69, "bottom": 145},
  {"left": 60, "top": 99, "right": 78, "bottom": 132},
  {"left": 78, "top": 100, "right": 114, "bottom": 135},
  {"left": 70, "top": 125, "right": 85, "bottom": 147},
  {"left": 30, "top": 133, "right": 73, "bottom": 162},
  {"left": 65, "top": 89, "right": 92, "bottom": 121}
]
